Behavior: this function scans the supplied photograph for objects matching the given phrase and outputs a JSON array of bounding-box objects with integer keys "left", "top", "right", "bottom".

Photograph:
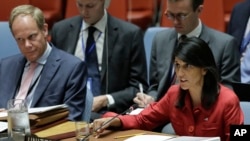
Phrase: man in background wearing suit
[
  {"left": 227, "top": 0, "right": 250, "bottom": 83},
  {"left": 0, "top": 5, "right": 87, "bottom": 121},
  {"left": 50, "top": 0, "right": 148, "bottom": 120},
  {"left": 134, "top": 0, "right": 240, "bottom": 107}
]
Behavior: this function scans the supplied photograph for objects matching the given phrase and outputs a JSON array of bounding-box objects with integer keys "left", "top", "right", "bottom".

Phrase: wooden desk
[
  {"left": 61, "top": 129, "right": 173, "bottom": 141},
  {"left": 33, "top": 121, "right": 174, "bottom": 141}
]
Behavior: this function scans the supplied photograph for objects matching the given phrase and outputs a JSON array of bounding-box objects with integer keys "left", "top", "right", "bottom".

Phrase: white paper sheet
[
  {"left": 124, "top": 135, "right": 175, "bottom": 141},
  {"left": 167, "top": 136, "right": 220, "bottom": 141},
  {"left": 0, "top": 121, "right": 7, "bottom": 132},
  {"left": 28, "top": 104, "right": 68, "bottom": 114},
  {"left": 129, "top": 108, "right": 144, "bottom": 115},
  {"left": 0, "top": 112, "right": 7, "bottom": 119}
]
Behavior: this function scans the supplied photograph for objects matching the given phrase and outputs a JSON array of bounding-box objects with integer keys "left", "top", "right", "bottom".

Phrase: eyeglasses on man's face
[{"left": 165, "top": 12, "right": 190, "bottom": 21}]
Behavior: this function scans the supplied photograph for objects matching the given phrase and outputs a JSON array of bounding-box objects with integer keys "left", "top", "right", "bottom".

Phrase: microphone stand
[{"left": 80, "top": 104, "right": 138, "bottom": 141}]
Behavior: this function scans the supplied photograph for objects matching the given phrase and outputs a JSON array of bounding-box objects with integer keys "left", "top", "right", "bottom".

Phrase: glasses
[{"left": 165, "top": 12, "right": 190, "bottom": 21}]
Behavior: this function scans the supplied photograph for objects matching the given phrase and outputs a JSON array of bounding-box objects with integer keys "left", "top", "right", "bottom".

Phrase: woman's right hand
[{"left": 92, "top": 117, "right": 122, "bottom": 138}]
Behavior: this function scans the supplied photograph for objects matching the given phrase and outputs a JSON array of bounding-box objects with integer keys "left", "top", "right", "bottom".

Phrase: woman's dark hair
[{"left": 173, "top": 37, "right": 219, "bottom": 109}]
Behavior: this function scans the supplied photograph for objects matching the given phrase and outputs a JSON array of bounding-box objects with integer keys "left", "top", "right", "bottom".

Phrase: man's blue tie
[{"left": 85, "top": 26, "right": 101, "bottom": 96}]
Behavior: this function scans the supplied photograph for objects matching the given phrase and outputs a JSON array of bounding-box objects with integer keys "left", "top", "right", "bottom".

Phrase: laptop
[{"left": 232, "top": 82, "right": 250, "bottom": 101}]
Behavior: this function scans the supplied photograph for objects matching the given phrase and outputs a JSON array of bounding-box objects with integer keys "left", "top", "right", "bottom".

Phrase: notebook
[{"left": 232, "top": 82, "right": 250, "bottom": 101}]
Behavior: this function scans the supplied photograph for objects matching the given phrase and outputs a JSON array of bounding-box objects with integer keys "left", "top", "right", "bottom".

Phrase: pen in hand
[
  {"left": 139, "top": 83, "right": 147, "bottom": 107},
  {"left": 139, "top": 83, "right": 143, "bottom": 94}
]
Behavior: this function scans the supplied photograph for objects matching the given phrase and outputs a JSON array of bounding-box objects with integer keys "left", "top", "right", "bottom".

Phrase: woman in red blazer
[{"left": 92, "top": 37, "right": 244, "bottom": 141}]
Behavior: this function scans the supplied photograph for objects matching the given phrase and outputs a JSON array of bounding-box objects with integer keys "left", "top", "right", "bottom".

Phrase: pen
[
  {"left": 114, "top": 133, "right": 146, "bottom": 139},
  {"left": 139, "top": 83, "right": 147, "bottom": 107},
  {"left": 139, "top": 83, "right": 143, "bottom": 93}
]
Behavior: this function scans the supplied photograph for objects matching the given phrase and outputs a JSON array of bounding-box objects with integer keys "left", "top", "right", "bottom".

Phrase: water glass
[
  {"left": 7, "top": 99, "right": 30, "bottom": 141},
  {"left": 75, "top": 121, "right": 90, "bottom": 141}
]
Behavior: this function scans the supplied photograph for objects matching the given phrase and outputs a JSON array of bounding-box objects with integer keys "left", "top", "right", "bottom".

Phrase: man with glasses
[{"left": 133, "top": 0, "right": 240, "bottom": 108}]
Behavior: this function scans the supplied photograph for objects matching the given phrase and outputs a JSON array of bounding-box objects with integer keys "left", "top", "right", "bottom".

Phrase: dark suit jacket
[
  {"left": 227, "top": 0, "right": 250, "bottom": 49},
  {"left": 0, "top": 47, "right": 87, "bottom": 120},
  {"left": 148, "top": 25, "right": 241, "bottom": 100},
  {"left": 50, "top": 14, "right": 148, "bottom": 113}
]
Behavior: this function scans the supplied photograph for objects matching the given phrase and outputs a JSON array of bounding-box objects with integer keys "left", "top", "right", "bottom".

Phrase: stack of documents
[
  {"left": 0, "top": 104, "right": 69, "bottom": 129},
  {"left": 29, "top": 104, "right": 69, "bottom": 128}
]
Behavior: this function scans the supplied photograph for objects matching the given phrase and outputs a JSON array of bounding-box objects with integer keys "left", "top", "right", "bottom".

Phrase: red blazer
[{"left": 120, "top": 85, "right": 244, "bottom": 141}]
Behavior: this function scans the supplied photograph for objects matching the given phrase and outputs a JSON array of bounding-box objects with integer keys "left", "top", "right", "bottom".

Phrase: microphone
[{"left": 81, "top": 104, "right": 138, "bottom": 141}]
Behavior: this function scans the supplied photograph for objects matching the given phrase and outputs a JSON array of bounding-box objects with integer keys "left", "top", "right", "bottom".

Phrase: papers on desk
[
  {"left": 29, "top": 104, "right": 69, "bottom": 128},
  {"left": 0, "top": 112, "right": 7, "bottom": 120},
  {"left": 0, "top": 104, "right": 68, "bottom": 121},
  {"left": 28, "top": 104, "right": 68, "bottom": 114},
  {"left": 125, "top": 135, "right": 220, "bottom": 141},
  {"left": 124, "top": 135, "right": 174, "bottom": 141},
  {"left": 167, "top": 136, "right": 220, "bottom": 141},
  {"left": 1, "top": 104, "right": 69, "bottom": 130},
  {"left": 0, "top": 121, "right": 7, "bottom": 132}
]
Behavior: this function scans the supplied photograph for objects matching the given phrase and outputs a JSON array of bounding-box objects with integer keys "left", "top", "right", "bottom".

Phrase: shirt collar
[
  {"left": 178, "top": 19, "right": 202, "bottom": 38},
  {"left": 81, "top": 9, "right": 107, "bottom": 33}
]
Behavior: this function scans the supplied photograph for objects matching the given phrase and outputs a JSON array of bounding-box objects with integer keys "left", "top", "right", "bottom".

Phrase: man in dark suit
[
  {"left": 134, "top": 0, "right": 240, "bottom": 107},
  {"left": 227, "top": 0, "right": 250, "bottom": 83},
  {"left": 50, "top": 0, "right": 148, "bottom": 119},
  {"left": 0, "top": 5, "right": 87, "bottom": 121}
]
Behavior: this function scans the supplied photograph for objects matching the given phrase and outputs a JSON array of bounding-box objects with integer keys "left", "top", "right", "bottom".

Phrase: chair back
[
  {"left": 161, "top": 122, "right": 176, "bottom": 135},
  {"left": 0, "top": 0, "right": 29, "bottom": 21},
  {"left": 107, "top": 0, "right": 127, "bottom": 20},
  {"left": 240, "top": 101, "right": 250, "bottom": 124},
  {"left": 143, "top": 27, "right": 169, "bottom": 82},
  {"left": 0, "top": 22, "right": 20, "bottom": 59},
  {"left": 127, "top": 0, "right": 156, "bottom": 30},
  {"left": 65, "top": 0, "right": 79, "bottom": 18},
  {"left": 29, "top": 0, "right": 64, "bottom": 29}
]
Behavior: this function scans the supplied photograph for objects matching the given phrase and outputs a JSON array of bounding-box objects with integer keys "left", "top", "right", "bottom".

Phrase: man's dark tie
[
  {"left": 85, "top": 26, "right": 101, "bottom": 96},
  {"left": 179, "top": 35, "right": 187, "bottom": 43}
]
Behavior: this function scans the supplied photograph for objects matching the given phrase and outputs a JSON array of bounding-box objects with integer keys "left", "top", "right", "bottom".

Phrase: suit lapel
[
  {"left": 100, "top": 15, "right": 118, "bottom": 82},
  {"left": 237, "top": 2, "right": 250, "bottom": 42},
  {"left": 158, "top": 29, "right": 178, "bottom": 99},
  {"left": 8, "top": 57, "right": 26, "bottom": 100},
  {"left": 65, "top": 16, "right": 82, "bottom": 54},
  {"left": 31, "top": 48, "right": 60, "bottom": 106},
  {"left": 199, "top": 25, "right": 211, "bottom": 44}
]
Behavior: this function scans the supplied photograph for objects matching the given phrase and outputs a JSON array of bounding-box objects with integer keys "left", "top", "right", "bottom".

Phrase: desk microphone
[{"left": 81, "top": 104, "right": 139, "bottom": 141}]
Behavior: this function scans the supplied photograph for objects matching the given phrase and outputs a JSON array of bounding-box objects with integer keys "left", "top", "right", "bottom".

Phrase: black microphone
[{"left": 81, "top": 104, "right": 139, "bottom": 141}]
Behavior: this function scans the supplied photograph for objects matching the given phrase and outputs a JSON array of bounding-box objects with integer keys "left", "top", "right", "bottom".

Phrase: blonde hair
[{"left": 9, "top": 4, "right": 45, "bottom": 31}]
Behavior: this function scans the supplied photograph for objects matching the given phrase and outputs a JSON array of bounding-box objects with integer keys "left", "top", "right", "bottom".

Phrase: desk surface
[
  {"left": 32, "top": 121, "right": 174, "bottom": 141},
  {"left": 61, "top": 129, "right": 172, "bottom": 141}
]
